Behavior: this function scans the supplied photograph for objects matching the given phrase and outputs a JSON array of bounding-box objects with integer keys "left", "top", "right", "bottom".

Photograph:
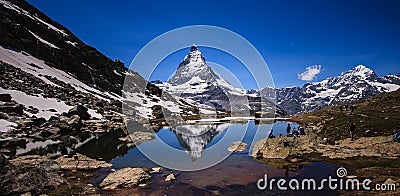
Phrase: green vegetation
[{"left": 292, "top": 89, "right": 400, "bottom": 140}]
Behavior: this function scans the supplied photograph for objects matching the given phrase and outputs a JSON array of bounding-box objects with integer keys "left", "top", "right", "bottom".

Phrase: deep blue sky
[{"left": 26, "top": 0, "right": 400, "bottom": 88}]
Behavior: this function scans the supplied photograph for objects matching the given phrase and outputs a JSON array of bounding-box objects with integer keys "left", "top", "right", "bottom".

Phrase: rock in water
[
  {"left": 119, "top": 131, "right": 156, "bottom": 144},
  {"left": 228, "top": 141, "right": 247, "bottom": 152},
  {"left": 150, "top": 167, "right": 162, "bottom": 173},
  {"left": 68, "top": 105, "right": 91, "bottom": 120},
  {"left": 100, "top": 168, "right": 151, "bottom": 189},
  {"left": 165, "top": 173, "right": 175, "bottom": 181}
]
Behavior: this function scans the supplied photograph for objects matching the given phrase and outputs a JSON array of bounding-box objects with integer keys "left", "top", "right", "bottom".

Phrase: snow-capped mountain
[
  {"left": 156, "top": 45, "right": 278, "bottom": 117},
  {"left": 162, "top": 45, "right": 252, "bottom": 107},
  {"left": 273, "top": 65, "right": 400, "bottom": 115}
]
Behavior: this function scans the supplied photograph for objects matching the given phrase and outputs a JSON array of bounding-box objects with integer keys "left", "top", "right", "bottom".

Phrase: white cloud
[{"left": 298, "top": 65, "right": 322, "bottom": 81}]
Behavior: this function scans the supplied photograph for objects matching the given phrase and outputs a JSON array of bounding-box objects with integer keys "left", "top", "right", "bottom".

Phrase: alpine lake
[{"left": 72, "top": 119, "right": 340, "bottom": 195}]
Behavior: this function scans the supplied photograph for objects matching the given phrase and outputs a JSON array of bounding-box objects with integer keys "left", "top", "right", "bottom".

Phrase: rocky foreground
[
  {"left": 0, "top": 151, "right": 163, "bottom": 195},
  {"left": 252, "top": 133, "right": 400, "bottom": 160},
  {"left": 251, "top": 132, "right": 400, "bottom": 194}
]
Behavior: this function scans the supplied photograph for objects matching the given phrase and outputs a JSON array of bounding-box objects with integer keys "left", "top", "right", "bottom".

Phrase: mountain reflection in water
[
  {"left": 172, "top": 124, "right": 229, "bottom": 162},
  {"left": 77, "top": 121, "right": 297, "bottom": 168}
]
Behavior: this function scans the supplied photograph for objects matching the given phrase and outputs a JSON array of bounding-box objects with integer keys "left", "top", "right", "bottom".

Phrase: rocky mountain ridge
[{"left": 273, "top": 65, "right": 400, "bottom": 115}]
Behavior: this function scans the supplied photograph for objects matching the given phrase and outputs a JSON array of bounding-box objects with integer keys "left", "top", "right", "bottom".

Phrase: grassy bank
[{"left": 291, "top": 89, "right": 400, "bottom": 140}]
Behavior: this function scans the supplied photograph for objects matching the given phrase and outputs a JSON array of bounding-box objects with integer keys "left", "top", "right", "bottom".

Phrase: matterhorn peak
[{"left": 177, "top": 44, "right": 206, "bottom": 69}]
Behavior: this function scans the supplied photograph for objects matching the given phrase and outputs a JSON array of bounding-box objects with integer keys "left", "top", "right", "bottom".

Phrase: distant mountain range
[
  {"left": 154, "top": 45, "right": 400, "bottom": 116},
  {"left": 270, "top": 65, "right": 400, "bottom": 115}
]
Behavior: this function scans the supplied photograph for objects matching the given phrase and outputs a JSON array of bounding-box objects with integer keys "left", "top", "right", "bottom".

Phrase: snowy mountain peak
[
  {"left": 344, "top": 64, "right": 377, "bottom": 80},
  {"left": 178, "top": 44, "right": 206, "bottom": 69},
  {"left": 158, "top": 46, "right": 272, "bottom": 114},
  {"left": 273, "top": 64, "right": 400, "bottom": 115}
]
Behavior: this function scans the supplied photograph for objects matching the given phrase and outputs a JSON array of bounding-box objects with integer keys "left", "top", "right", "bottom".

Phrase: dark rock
[
  {"left": 94, "top": 100, "right": 106, "bottom": 107},
  {"left": 0, "top": 138, "right": 27, "bottom": 149},
  {"left": 32, "top": 117, "right": 46, "bottom": 126},
  {"left": 0, "top": 153, "right": 7, "bottom": 168},
  {"left": 0, "top": 94, "right": 12, "bottom": 102},
  {"left": 0, "top": 112, "right": 7, "bottom": 119},
  {"left": 110, "top": 100, "right": 122, "bottom": 108},
  {"left": 0, "top": 104, "right": 23, "bottom": 115},
  {"left": 67, "top": 105, "right": 90, "bottom": 120},
  {"left": 1, "top": 155, "right": 66, "bottom": 195},
  {"left": 48, "top": 108, "right": 57, "bottom": 112},
  {"left": 40, "top": 127, "right": 61, "bottom": 138}
]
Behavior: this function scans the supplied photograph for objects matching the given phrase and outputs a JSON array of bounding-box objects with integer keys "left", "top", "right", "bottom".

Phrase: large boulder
[
  {"left": 119, "top": 131, "right": 156, "bottom": 145},
  {"left": 67, "top": 105, "right": 91, "bottom": 120},
  {"left": 0, "top": 138, "right": 27, "bottom": 149},
  {"left": 228, "top": 141, "right": 247, "bottom": 152},
  {"left": 56, "top": 115, "right": 83, "bottom": 133},
  {"left": 252, "top": 135, "right": 317, "bottom": 159},
  {"left": 100, "top": 168, "right": 151, "bottom": 189},
  {"left": 54, "top": 153, "right": 112, "bottom": 170},
  {"left": 252, "top": 138, "right": 290, "bottom": 159}
]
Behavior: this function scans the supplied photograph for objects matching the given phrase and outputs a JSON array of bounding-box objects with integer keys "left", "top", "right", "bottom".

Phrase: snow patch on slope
[
  {"left": 0, "top": 87, "right": 102, "bottom": 120},
  {"left": 124, "top": 92, "right": 182, "bottom": 118},
  {"left": 0, "top": 119, "right": 17, "bottom": 133},
  {"left": 65, "top": 41, "right": 77, "bottom": 47},
  {"left": 28, "top": 30, "right": 59, "bottom": 49},
  {"left": 0, "top": 45, "right": 119, "bottom": 101},
  {"left": 0, "top": 87, "right": 71, "bottom": 119}
]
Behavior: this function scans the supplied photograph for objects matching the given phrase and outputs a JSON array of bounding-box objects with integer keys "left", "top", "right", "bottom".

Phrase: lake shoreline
[{"left": 3, "top": 119, "right": 399, "bottom": 195}]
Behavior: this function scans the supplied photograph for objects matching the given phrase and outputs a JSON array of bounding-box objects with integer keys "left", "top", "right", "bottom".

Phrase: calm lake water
[
  {"left": 78, "top": 120, "right": 339, "bottom": 195},
  {"left": 109, "top": 120, "right": 296, "bottom": 169}
]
